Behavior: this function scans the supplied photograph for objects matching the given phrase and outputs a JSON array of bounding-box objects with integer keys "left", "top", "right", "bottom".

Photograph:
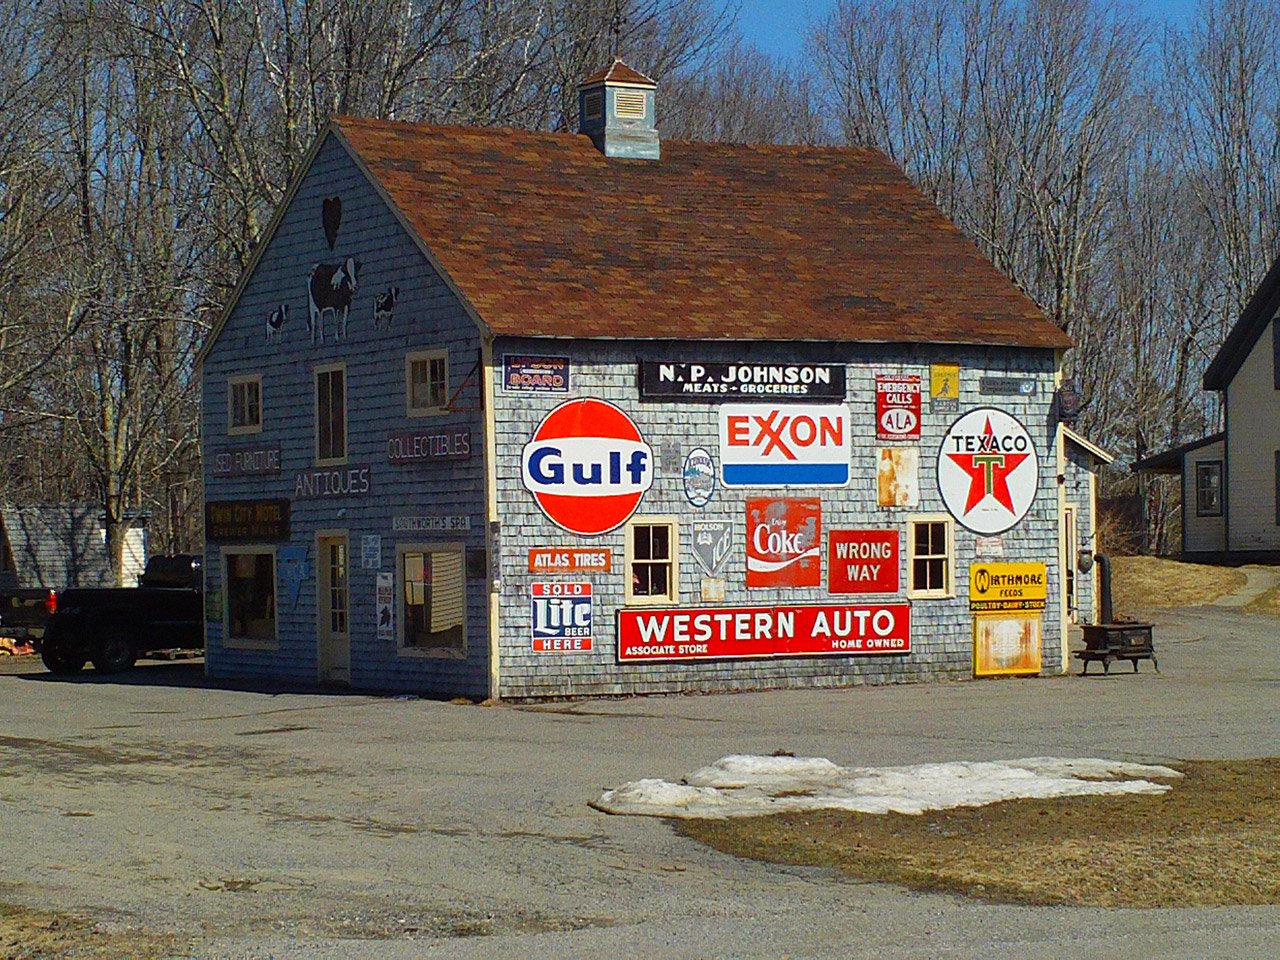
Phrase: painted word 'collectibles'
[{"left": 521, "top": 398, "right": 654, "bottom": 537}]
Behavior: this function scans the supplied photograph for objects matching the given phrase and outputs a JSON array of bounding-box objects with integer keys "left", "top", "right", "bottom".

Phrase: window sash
[
  {"left": 907, "top": 519, "right": 951, "bottom": 597},
  {"left": 228, "top": 378, "right": 261, "bottom": 433},
  {"left": 407, "top": 351, "right": 448, "bottom": 415},
  {"left": 401, "top": 548, "right": 465, "bottom": 650},
  {"left": 628, "top": 521, "right": 676, "bottom": 602},
  {"left": 1195, "top": 461, "right": 1222, "bottom": 517},
  {"left": 316, "top": 368, "right": 345, "bottom": 461},
  {"left": 226, "top": 551, "right": 276, "bottom": 642}
]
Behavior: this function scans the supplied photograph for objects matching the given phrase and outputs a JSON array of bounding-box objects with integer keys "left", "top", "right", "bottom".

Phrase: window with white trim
[
  {"left": 315, "top": 363, "right": 346, "bottom": 464},
  {"left": 906, "top": 515, "right": 954, "bottom": 598},
  {"left": 626, "top": 517, "right": 678, "bottom": 604},
  {"left": 223, "top": 546, "right": 277, "bottom": 647},
  {"left": 228, "top": 375, "right": 262, "bottom": 435},
  {"left": 397, "top": 542, "right": 466, "bottom": 656},
  {"left": 1195, "top": 460, "right": 1223, "bottom": 517},
  {"left": 406, "top": 349, "right": 448, "bottom": 417}
]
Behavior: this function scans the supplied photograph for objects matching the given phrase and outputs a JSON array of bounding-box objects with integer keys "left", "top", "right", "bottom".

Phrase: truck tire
[
  {"left": 41, "top": 642, "right": 86, "bottom": 675},
  {"left": 92, "top": 628, "right": 137, "bottom": 674}
]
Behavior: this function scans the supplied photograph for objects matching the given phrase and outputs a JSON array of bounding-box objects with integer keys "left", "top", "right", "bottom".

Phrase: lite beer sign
[
  {"left": 828, "top": 530, "right": 899, "bottom": 594},
  {"left": 522, "top": 398, "right": 653, "bottom": 536},
  {"left": 875, "top": 375, "right": 922, "bottom": 441},
  {"left": 719, "top": 404, "right": 850, "bottom": 487},
  {"left": 747, "top": 498, "right": 821, "bottom": 588},
  {"left": 937, "top": 408, "right": 1039, "bottom": 535},
  {"left": 617, "top": 603, "right": 911, "bottom": 661},
  {"left": 530, "top": 582, "right": 593, "bottom": 652}
]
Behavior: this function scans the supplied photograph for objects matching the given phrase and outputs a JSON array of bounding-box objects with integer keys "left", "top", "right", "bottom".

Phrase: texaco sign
[{"left": 937, "top": 408, "right": 1038, "bottom": 535}]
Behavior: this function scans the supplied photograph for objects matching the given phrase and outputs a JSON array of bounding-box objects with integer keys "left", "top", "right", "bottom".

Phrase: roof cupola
[{"left": 577, "top": 59, "right": 659, "bottom": 160}]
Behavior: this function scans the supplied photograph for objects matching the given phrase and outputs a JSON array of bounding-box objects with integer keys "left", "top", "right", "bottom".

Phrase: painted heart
[{"left": 322, "top": 196, "right": 342, "bottom": 250}]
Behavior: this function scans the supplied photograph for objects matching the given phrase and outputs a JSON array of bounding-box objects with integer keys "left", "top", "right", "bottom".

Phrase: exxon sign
[
  {"left": 719, "top": 404, "right": 851, "bottom": 487},
  {"left": 522, "top": 398, "right": 653, "bottom": 536}
]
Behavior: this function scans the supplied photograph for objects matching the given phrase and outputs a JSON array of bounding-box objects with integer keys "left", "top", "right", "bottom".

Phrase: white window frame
[
  {"left": 227, "top": 375, "right": 263, "bottom": 436},
  {"left": 314, "top": 362, "right": 347, "bottom": 466},
  {"left": 406, "top": 349, "right": 449, "bottom": 418},
  {"left": 906, "top": 514, "right": 954, "bottom": 600},
  {"left": 222, "top": 545, "right": 278, "bottom": 650},
  {"left": 625, "top": 515, "right": 679, "bottom": 605},
  {"left": 395, "top": 541, "right": 467, "bottom": 659}
]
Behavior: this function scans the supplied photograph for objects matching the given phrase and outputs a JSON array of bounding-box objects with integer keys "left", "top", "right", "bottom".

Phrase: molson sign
[
  {"left": 522, "top": 398, "right": 653, "bottom": 536},
  {"left": 746, "top": 498, "right": 821, "bottom": 588},
  {"left": 617, "top": 603, "right": 911, "bottom": 661},
  {"left": 719, "top": 404, "right": 850, "bottom": 487},
  {"left": 937, "top": 408, "right": 1039, "bottom": 535}
]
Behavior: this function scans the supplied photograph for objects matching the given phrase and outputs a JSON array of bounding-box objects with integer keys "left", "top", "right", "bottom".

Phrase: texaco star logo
[{"left": 937, "top": 408, "right": 1038, "bottom": 534}]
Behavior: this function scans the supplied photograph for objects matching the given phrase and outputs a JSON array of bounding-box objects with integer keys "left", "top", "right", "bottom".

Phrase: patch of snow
[{"left": 593, "top": 755, "right": 1182, "bottom": 820}]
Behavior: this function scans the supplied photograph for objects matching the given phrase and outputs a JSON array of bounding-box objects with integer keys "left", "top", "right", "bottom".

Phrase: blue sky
[{"left": 735, "top": 0, "right": 1202, "bottom": 60}]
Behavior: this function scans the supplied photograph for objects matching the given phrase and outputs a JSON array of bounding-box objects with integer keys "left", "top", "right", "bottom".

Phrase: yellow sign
[
  {"left": 974, "top": 615, "right": 1042, "bottom": 676},
  {"left": 931, "top": 363, "right": 960, "bottom": 400},
  {"left": 969, "top": 562, "right": 1047, "bottom": 612}
]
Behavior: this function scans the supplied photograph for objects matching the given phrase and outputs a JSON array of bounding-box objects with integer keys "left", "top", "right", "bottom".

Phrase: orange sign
[{"left": 528, "top": 548, "right": 612, "bottom": 574}]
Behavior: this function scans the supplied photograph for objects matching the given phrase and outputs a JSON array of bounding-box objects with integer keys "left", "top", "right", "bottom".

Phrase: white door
[
  {"left": 317, "top": 536, "right": 350, "bottom": 684},
  {"left": 1064, "top": 507, "right": 1078, "bottom": 623}
]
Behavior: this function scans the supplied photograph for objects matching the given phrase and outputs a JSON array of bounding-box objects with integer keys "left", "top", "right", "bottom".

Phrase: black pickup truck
[
  {"left": 0, "top": 575, "right": 58, "bottom": 643},
  {"left": 38, "top": 554, "right": 203, "bottom": 674}
]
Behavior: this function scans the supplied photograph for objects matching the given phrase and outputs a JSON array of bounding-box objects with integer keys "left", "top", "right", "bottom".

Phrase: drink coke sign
[
  {"left": 876, "top": 375, "right": 922, "bottom": 441},
  {"left": 746, "top": 498, "right": 821, "bottom": 588},
  {"left": 522, "top": 398, "right": 653, "bottom": 537},
  {"left": 719, "top": 403, "right": 851, "bottom": 487}
]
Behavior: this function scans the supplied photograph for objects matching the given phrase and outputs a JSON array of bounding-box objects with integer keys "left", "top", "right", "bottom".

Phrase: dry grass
[
  {"left": 1109, "top": 556, "right": 1245, "bottom": 617},
  {"left": 677, "top": 758, "right": 1280, "bottom": 908},
  {"left": 0, "top": 902, "right": 182, "bottom": 959}
]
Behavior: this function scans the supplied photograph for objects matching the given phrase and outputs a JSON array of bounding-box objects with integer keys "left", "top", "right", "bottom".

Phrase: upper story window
[
  {"left": 1195, "top": 460, "right": 1223, "bottom": 517},
  {"left": 228, "top": 375, "right": 262, "bottom": 435},
  {"left": 906, "top": 515, "right": 954, "bottom": 599},
  {"left": 406, "top": 349, "right": 448, "bottom": 417},
  {"left": 625, "top": 517, "right": 678, "bottom": 604},
  {"left": 315, "top": 363, "right": 346, "bottom": 464}
]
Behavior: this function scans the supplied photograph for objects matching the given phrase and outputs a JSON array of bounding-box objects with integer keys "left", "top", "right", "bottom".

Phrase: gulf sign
[
  {"left": 618, "top": 603, "right": 911, "bottom": 661},
  {"left": 531, "top": 582, "right": 593, "bottom": 652},
  {"left": 522, "top": 398, "right": 653, "bottom": 536},
  {"left": 719, "top": 404, "right": 850, "bottom": 487}
]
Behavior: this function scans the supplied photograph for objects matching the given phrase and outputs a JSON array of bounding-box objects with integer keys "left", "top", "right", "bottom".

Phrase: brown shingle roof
[
  {"left": 579, "top": 60, "right": 657, "bottom": 87},
  {"left": 334, "top": 116, "right": 1071, "bottom": 349}
]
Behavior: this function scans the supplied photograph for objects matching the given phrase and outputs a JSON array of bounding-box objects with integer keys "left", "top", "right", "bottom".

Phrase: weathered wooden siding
[
  {"left": 491, "top": 339, "right": 1063, "bottom": 698},
  {"left": 201, "top": 133, "right": 489, "bottom": 696},
  {"left": 1183, "top": 438, "right": 1227, "bottom": 554},
  {"left": 1225, "top": 314, "right": 1280, "bottom": 552}
]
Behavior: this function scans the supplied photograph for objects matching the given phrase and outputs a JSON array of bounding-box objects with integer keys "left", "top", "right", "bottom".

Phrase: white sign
[
  {"left": 719, "top": 404, "right": 850, "bottom": 487},
  {"left": 361, "top": 535, "right": 382, "bottom": 569},
  {"left": 376, "top": 572, "right": 394, "bottom": 641},
  {"left": 393, "top": 516, "right": 472, "bottom": 532},
  {"left": 937, "top": 408, "right": 1038, "bottom": 535}
]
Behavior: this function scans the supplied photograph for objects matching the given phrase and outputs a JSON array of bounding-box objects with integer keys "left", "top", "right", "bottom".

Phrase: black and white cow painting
[
  {"left": 265, "top": 304, "right": 289, "bottom": 343},
  {"left": 373, "top": 286, "right": 399, "bottom": 327},
  {"left": 307, "top": 257, "right": 360, "bottom": 343}
]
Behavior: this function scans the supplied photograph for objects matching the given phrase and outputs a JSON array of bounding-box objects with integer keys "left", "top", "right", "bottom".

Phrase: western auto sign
[
  {"left": 828, "top": 530, "right": 899, "bottom": 594},
  {"left": 747, "top": 498, "right": 821, "bottom": 588},
  {"left": 522, "top": 398, "right": 653, "bottom": 536},
  {"left": 876, "top": 375, "right": 922, "bottom": 441},
  {"left": 720, "top": 404, "right": 850, "bottom": 487},
  {"left": 531, "top": 582, "right": 593, "bottom": 651},
  {"left": 639, "top": 361, "right": 846, "bottom": 401},
  {"left": 528, "top": 548, "right": 611, "bottom": 574},
  {"left": 937, "top": 408, "right": 1039, "bottom": 535},
  {"left": 617, "top": 603, "right": 911, "bottom": 661}
]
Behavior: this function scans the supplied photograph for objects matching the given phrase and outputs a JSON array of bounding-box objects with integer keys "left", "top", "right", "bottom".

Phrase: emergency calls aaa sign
[
  {"left": 876, "top": 375, "right": 922, "bottom": 441},
  {"left": 746, "top": 498, "right": 821, "bottom": 588},
  {"left": 828, "top": 530, "right": 899, "bottom": 594},
  {"left": 521, "top": 398, "right": 653, "bottom": 536},
  {"left": 617, "top": 603, "right": 911, "bottom": 661},
  {"left": 937, "top": 408, "right": 1039, "bottom": 535}
]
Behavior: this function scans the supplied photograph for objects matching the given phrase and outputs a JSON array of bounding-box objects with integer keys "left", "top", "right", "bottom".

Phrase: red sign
[
  {"left": 521, "top": 398, "right": 654, "bottom": 537},
  {"left": 618, "top": 603, "right": 911, "bottom": 661},
  {"left": 531, "top": 582, "right": 593, "bottom": 652},
  {"left": 746, "top": 498, "right": 821, "bottom": 588},
  {"left": 876, "top": 375, "right": 922, "bottom": 441},
  {"left": 528, "top": 548, "right": 612, "bottom": 573},
  {"left": 828, "top": 530, "right": 899, "bottom": 594}
]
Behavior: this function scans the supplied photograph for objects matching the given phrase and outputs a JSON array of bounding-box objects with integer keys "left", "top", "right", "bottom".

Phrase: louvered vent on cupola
[{"left": 578, "top": 59, "right": 660, "bottom": 161}]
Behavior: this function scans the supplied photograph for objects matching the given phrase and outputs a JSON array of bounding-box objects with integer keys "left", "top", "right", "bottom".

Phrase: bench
[{"left": 1075, "top": 622, "right": 1158, "bottom": 675}]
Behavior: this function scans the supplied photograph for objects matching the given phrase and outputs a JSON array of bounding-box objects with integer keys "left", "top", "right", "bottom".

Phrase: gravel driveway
[{"left": 2, "top": 604, "right": 1278, "bottom": 959}]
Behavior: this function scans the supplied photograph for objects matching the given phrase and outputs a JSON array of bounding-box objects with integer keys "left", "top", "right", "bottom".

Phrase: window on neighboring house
[
  {"left": 1195, "top": 460, "right": 1223, "bottom": 517},
  {"left": 228, "top": 376, "right": 262, "bottom": 435},
  {"left": 398, "top": 543, "right": 466, "bottom": 656},
  {"left": 406, "top": 350, "right": 448, "bottom": 417},
  {"left": 626, "top": 517, "right": 678, "bottom": 604},
  {"left": 1275, "top": 451, "right": 1280, "bottom": 526},
  {"left": 907, "top": 516, "right": 953, "bottom": 598},
  {"left": 1273, "top": 318, "right": 1280, "bottom": 390},
  {"left": 224, "top": 547, "right": 276, "bottom": 645},
  {"left": 315, "top": 364, "right": 346, "bottom": 463}
]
